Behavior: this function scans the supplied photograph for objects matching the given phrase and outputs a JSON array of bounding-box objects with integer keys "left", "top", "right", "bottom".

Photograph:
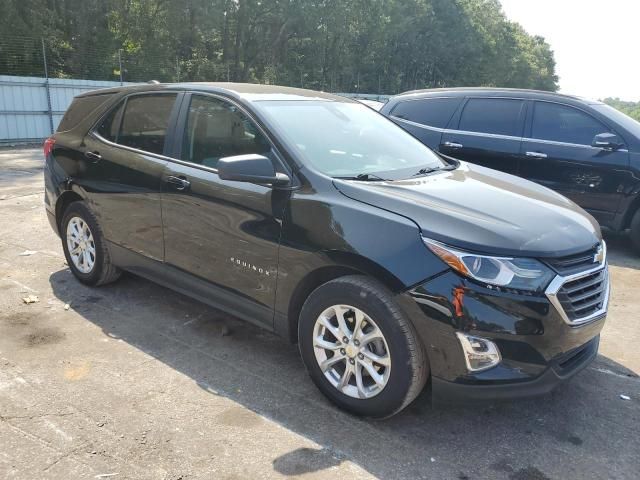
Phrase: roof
[
  {"left": 78, "top": 82, "right": 356, "bottom": 103},
  {"left": 394, "top": 87, "right": 603, "bottom": 105}
]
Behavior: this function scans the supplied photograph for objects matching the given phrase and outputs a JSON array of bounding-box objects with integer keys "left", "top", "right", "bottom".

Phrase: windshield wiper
[
  {"left": 335, "top": 173, "right": 388, "bottom": 181},
  {"left": 413, "top": 164, "right": 457, "bottom": 177}
]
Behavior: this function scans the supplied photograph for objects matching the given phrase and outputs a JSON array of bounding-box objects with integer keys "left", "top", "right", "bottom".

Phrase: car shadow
[{"left": 48, "top": 269, "right": 639, "bottom": 480}]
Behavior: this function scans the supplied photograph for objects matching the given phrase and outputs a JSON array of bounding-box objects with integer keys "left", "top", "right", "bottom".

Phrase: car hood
[{"left": 333, "top": 162, "right": 601, "bottom": 257}]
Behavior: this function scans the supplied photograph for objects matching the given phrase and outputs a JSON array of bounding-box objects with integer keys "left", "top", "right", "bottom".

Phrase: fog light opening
[{"left": 455, "top": 332, "right": 501, "bottom": 372}]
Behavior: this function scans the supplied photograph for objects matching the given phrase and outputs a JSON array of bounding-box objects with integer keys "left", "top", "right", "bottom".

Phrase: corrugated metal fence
[{"left": 0, "top": 75, "right": 135, "bottom": 145}]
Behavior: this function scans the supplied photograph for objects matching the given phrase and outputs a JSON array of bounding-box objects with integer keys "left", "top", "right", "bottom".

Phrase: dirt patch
[
  {"left": 2, "top": 311, "right": 34, "bottom": 327},
  {"left": 63, "top": 361, "right": 91, "bottom": 381},
  {"left": 22, "top": 327, "right": 65, "bottom": 347}
]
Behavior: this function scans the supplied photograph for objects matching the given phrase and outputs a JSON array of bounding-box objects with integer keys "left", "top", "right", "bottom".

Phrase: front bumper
[
  {"left": 432, "top": 335, "right": 599, "bottom": 403},
  {"left": 398, "top": 268, "right": 607, "bottom": 403}
]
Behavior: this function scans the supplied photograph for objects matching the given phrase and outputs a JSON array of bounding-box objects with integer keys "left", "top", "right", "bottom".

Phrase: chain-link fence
[{"left": 0, "top": 35, "right": 193, "bottom": 83}]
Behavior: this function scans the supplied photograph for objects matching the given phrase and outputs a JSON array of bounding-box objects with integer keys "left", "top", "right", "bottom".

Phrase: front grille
[
  {"left": 544, "top": 245, "right": 599, "bottom": 275},
  {"left": 556, "top": 269, "right": 608, "bottom": 321}
]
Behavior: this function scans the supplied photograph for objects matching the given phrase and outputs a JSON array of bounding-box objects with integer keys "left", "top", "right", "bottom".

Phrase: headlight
[{"left": 423, "top": 237, "right": 555, "bottom": 293}]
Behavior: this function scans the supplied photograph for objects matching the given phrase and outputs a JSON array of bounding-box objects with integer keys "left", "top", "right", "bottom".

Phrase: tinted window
[
  {"left": 96, "top": 101, "right": 124, "bottom": 142},
  {"left": 118, "top": 94, "right": 177, "bottom": 155},
  {"left": 182, "top": 95, "right": 271, "bottom": 168},
  {"left": 58, "top": 94, "right": 114, "bottom": 132},
  {"left": 391, "top": 97, "right": 462, "bottom": 128},
  {"left": 458, "top": 98, "right": 524, "bottom": 136},
  {"left": 532, "top": 102, "right": 609, "bottom": 145}
]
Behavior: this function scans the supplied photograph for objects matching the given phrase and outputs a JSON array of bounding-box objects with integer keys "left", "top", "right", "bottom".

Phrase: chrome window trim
[
  {"left": 392, "top": 117, "right": 446, "bottom": 133},
  {"left": 524, "top": 136, "right": 629, "bottom": 152},
  {"left": 391, "top": 117, "right": 524, "bottom": 142},
  {"left": 545, "top": 241, "right": 610, "bottom": 326}
]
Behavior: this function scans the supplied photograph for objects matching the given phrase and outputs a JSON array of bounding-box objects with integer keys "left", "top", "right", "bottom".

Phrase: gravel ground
[{"left": 1, "top": 148, "right": 639, "bottom": 480}]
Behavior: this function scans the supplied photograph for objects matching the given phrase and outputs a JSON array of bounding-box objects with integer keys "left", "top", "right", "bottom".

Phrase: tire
[
  {"left": 60, "top": 201, "right": 121, "bottom": 286},
  {"left": 630, "top": 208, "right": 640, "bottom": 254},
  {"left": 298, "top": 275, "right": 428, "bottom": 418}
]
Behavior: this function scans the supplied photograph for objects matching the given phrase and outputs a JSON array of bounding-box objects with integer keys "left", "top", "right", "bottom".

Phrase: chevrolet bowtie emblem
[{"left": 594, "top": 245, "right": 604, "bottom": 264}]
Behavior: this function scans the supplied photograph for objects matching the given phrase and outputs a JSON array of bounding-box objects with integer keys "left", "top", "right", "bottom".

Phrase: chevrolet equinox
[{"left": 44, "top": 83, "right": 610, "bottom": 417}]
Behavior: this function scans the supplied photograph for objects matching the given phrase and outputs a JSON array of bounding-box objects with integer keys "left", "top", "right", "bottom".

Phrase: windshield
[
  {"left": 593, "top": 104, "right": 640, "bottom": 139},
  {"left": 255, "top": 100, "right": 446, "bottom": 179}
]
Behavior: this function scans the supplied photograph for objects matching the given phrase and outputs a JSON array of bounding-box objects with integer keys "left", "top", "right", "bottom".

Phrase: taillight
[{"left": 43, "top": 137, "right": 56, "bottom": 158}]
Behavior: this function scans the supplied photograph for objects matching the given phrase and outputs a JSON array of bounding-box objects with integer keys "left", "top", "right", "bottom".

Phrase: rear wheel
[
  {"left": 61, "top": 201, "right": 121, "bottom": 286},
  {"left": 298, "top": 275, "right": 428, "bottom": 418}
]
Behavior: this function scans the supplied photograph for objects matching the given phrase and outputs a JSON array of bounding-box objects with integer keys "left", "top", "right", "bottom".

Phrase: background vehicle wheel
[
  {"left": 298, "top": 275, "right": 428, "bottom": 418},
  {"left": 630, "top": 208, "right": 640, "bottom": 253},
  {"left": 61, "top": 201, "right": 121, "bottom": 286}
]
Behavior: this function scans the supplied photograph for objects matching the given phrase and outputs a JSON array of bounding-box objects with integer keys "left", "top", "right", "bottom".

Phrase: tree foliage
[
  {"left": 1, "top": 0, "right": 559, "bottom": 93},
  {"left": 603, "top": 98, "right": 640, "bottom": 122}
]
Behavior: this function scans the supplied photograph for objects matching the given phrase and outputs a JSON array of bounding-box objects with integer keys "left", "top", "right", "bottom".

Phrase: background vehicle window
[
  {"left": 532, "top": 102, "right": 609, "bottom": 145},
  {"left": 118, "top": 94, "right": 177, "bottom": 155},
  {"left": 96, "top": 101, "right": 124, "bottom": 142},
  {"left": 391, "top": 97, "right": 462, "bottom": 128},
  {"left": 182, "top": 95, "right": 271, "bottom": 168},
  {"left": 458, "top": 98, "right": 524, "bottom": 136}
]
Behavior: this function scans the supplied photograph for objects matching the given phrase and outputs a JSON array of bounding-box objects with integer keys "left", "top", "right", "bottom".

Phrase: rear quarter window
[
  {"left": 391, "top": 97, "right": 462, "bottom": 129},
  {"left": 57, "top": 94, "right": 114, "bottom": 132}
]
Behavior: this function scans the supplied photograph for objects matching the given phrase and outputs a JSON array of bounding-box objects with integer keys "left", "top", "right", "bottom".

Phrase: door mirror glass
[
  {"left": 592, "top": 132, "right": 624, "bottom": 150},
  {"left": 217, "top": 154, "right": 290, "bottom": 186}
]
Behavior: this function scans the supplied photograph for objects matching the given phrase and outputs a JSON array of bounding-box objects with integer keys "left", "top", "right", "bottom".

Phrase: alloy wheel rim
[
  {"left": 66, "top": 216, "right": 96, "bottom": 274},
  {"left": 313, "top": 304, "right": 391, "bottom": 399}
]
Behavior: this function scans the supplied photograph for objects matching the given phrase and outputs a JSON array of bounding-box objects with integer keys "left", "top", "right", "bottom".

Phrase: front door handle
[
  {"left": 442, "top": 141, "right": 463, "bottom": 149},
  {"left": 85, "top": 151, "right": 102, "bottom": 163},
  {"left": 166, "top": 175, "right": 191, "bottom": 191},
  {"left": 525, "top": 151, "right": 548, "bottom": 159}
]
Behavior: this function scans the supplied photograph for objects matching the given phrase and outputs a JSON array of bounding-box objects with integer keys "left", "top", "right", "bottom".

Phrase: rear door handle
[
  {"left": 84, "top": 151, "right": 102, "bottom": 163},
  {"left": 442, "top": 141, "right": 463, "bottom": 149},
  {"left": 166, "top": 175, "right": 191, "bottom": 191},
  {"left": 525, "top": 151, "right": 548, "bottom": 159}
]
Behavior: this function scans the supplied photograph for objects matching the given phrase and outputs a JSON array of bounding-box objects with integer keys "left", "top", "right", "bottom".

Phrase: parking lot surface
[{"left": 1, "top": 148, "right": 639, "bottom": 479}]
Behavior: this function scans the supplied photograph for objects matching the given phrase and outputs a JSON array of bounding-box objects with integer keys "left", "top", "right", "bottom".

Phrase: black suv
[
  {"left": 381, "top": 88, "right": 640, "bottom": 249},
  {"left": 45, "top": 83, "right": 609, "bottom": 417}
]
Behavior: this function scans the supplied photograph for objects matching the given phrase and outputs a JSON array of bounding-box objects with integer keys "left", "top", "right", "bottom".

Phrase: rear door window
[
  {"left": 531, "top": 101, "right": 610, "bottom": 146},
  {"left": 391, "top": 97, "right": 462, "bottom": 128},
  {"left": 458, "top": 98, "right": 525, "bottom": 137},
  {"left": 181, "top": 95, "right": 271, "bottom": 169},
  {"left": 118, "top": 94, "right": 177, "bottom": 155}
]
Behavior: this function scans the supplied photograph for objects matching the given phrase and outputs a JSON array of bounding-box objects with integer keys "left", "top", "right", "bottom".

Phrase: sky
[{"left": 500, "top": 0, "right": 639, "bottom": 101}]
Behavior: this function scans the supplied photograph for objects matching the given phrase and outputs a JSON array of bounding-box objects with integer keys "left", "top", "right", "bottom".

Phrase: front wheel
[{"left": 298, "top": 275, "right": 428, "bottom": 418}]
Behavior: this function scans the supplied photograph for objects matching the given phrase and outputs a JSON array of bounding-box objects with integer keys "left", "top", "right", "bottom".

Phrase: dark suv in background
[
  {"left": 45, "top": 83, "right": 609, "bottom": 417},
  {"left": 381, "top": 88, "right": 640, "bottom": 250}
]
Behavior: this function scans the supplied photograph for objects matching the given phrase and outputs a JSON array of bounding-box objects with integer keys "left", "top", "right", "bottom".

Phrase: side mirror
[
  {"left": 592, "top": 132, "right": 624, "bottom": 151},
  {"left": 217, "top": 154, "right": 290, "bottom": 186}
]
